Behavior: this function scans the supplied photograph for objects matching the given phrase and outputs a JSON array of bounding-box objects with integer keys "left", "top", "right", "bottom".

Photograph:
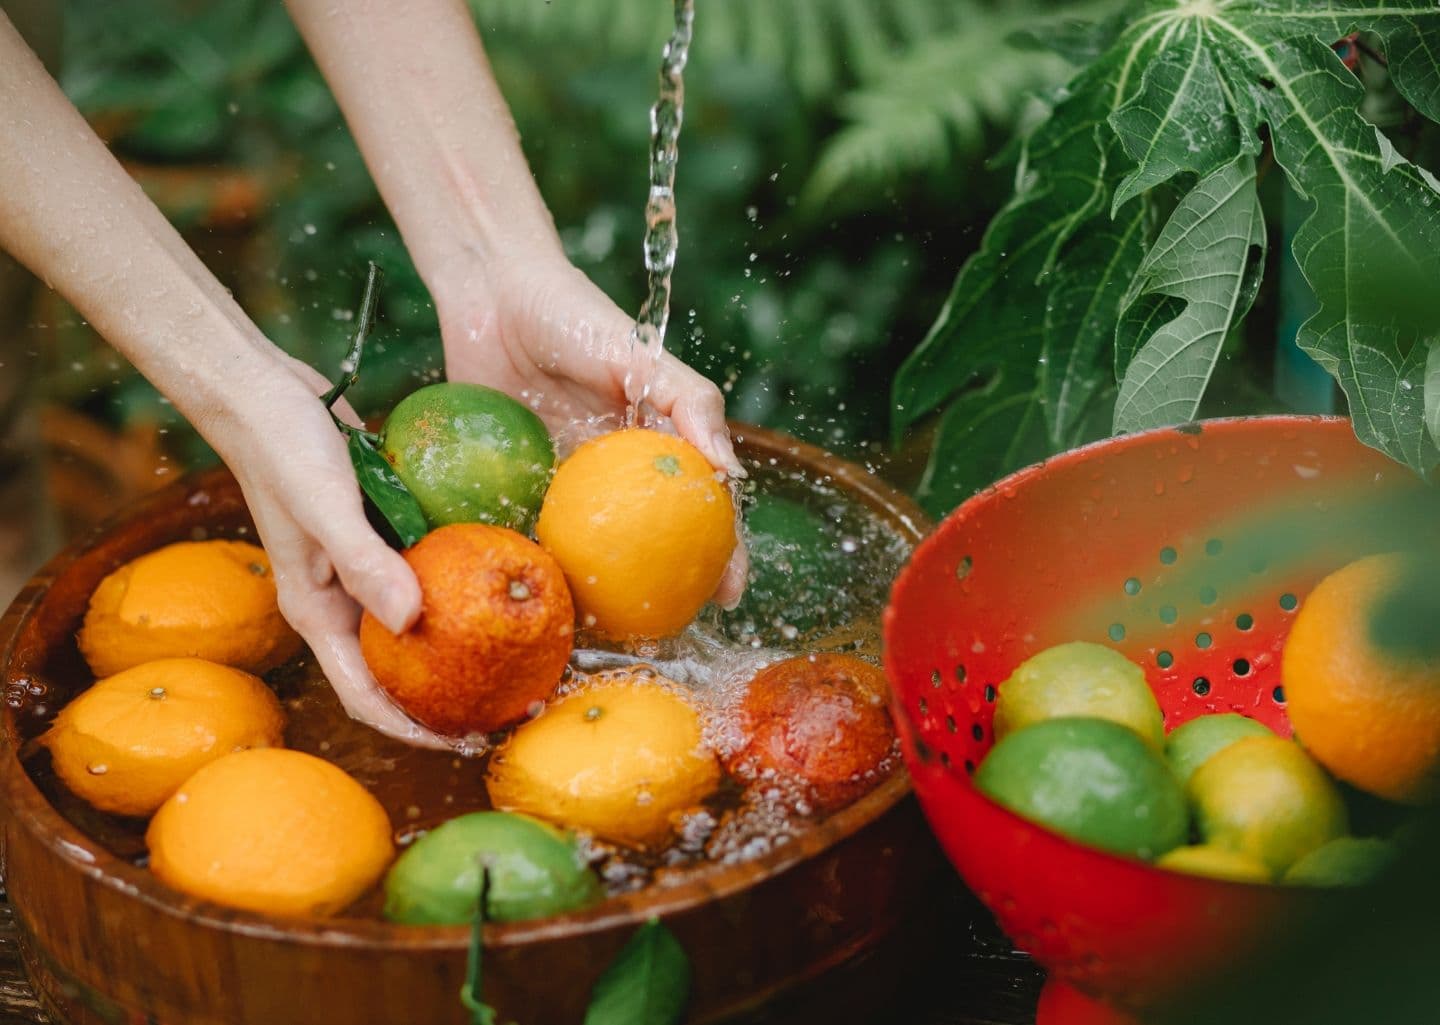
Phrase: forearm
[
  {"left": 285, "top": 0, "right": 563, "bottom": 296},
  {"left": 0, "top": 15, "right": 282, "bottom": 446}
]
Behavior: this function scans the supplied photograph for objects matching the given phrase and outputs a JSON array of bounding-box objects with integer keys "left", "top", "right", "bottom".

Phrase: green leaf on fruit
[
  {"left": 582, "top": 919, "right": 691, "bottom": 1025},
  {"left": 347, "top": 432, "right": 428, "bottom": 548}
]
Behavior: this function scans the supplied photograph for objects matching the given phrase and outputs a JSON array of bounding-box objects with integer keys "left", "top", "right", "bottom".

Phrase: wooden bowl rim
[{"left": 0, "top": 421, "right": 929, "bottom": 951}]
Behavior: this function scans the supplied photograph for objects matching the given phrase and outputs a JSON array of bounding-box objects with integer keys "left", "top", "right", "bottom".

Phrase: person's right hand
[{"left": 215, "top": 354, "right": 448, "bottom": 749}]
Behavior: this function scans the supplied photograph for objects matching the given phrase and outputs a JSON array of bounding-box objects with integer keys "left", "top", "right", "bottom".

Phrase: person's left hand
[{"left": 432, "top": 251, "right": 748, "bottom": 608}]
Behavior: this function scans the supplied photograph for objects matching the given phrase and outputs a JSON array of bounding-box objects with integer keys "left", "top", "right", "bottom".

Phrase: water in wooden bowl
[{"left": 1, "top": 424, "right": 940, "bottom": 1025}]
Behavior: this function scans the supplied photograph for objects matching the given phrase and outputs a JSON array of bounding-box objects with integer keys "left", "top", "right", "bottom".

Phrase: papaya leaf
[
  {"left": 347, "top": 432, "right": 428, "bottom": 548},
  {"left": 1114, "top": 156, "right": 1267, "bottom": 433},
  {"left": 916, "top": 373, "right": 1050, "bottom": 516},
  {"left": 1427, "top": 341, "right": 1440, "bottom": 448},
  {"left": 582, "top": 919, "right": 690, "bottom": 1025},
  {"left": 899, "top": 0, "right": 1440, "bottom": 509},
  {"left": 1040, "top": 198, "right": 1149, "bottom": 447}
]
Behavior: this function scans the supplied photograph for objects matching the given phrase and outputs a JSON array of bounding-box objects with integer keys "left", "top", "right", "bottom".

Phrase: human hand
[
  {"left": 215, "top": 354, "right": 449, "bottom": 748},
  {"left": 432, "top": 252, "right": 749, "bottom": 608}
]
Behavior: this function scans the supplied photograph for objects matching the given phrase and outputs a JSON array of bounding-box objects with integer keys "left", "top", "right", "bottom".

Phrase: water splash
[{"left": 624, "top": 0, "right": 695, "bottom": 424}]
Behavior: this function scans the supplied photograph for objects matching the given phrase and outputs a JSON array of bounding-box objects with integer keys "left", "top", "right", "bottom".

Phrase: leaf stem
[{"left": 322, "top": 261, "right": 384, "bottom": 411}]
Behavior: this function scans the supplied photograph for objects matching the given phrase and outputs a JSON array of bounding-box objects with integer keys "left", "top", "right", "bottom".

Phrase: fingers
[
  {"left": 284, "top": 581, "right": 451, "bottom": 750},
  {"left": 713, "top": 541, "right": 749, "bottom": 611},
  {"left": 647, "top": 355, "right": 744, "bottom": 477},
  {"left": 311, "top": 507, "right": 422, "bottom": 634}
]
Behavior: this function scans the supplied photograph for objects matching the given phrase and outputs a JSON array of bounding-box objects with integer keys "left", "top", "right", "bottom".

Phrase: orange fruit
[
  {"left": 535, "top": 429, "right": 736, "bottom": 638},
  {"left": 77, "top": 539, "right": 302, "bottom": 677},
  {"left": 487, "top": 670, "right": 721, "bottom": 849},
  {"left": 146, "top": 748, "right": 393, "bottom": 917},
  {"left": 359, "top": 523, "right": 573, "bottom": 737},
  {"left": 42, "top": 657, "right": 286, "bottom": 817},
  {"left": 1282, "top": 553, "right": 1440, "bottom": 803},
  {"left": 726, "top": 654, "right": 896, "bottom": 810}
]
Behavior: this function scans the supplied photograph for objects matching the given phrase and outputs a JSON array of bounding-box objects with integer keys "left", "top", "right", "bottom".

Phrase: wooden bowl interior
[{"left": 2, "top": 423, "right": 929, "bottom": 953}]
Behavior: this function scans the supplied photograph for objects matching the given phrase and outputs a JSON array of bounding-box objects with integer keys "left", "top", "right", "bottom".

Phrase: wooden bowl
[{"left": 0, "top": 424, "right": 938, "bottom": 1025}]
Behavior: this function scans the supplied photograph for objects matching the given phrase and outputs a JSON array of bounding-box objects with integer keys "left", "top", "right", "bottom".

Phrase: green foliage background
[{"left": 52, "top": 0, "right": 1076, "bottom": 471}]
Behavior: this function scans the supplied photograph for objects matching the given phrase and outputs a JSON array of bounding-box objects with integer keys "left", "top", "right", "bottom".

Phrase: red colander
[{"left": 883, "top": 416, "right": 1434, "bottom": 1021}]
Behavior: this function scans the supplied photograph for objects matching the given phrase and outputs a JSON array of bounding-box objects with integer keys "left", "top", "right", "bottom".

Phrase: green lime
[
  {"left": 379, "top": 382, "right": 555, "bottom": 533},
  {"left": 975, "top": 717, "right": 1188, "bottom": 860},
  {"left": 723, "top": 495, "right": 849, "bottom": 643},
  {"left": 1165, "top": 713, "right": 1275, "bottom": 788},
  {"left": 994, "top": 642, "right": 1164, "bottom": 748},
  {"left": 1156, "top": 844, "right": 1272, "bottom": 883},
  {"left": 1282, "top": 836, "right": 1397, "bottom": 887},
  {"left": 1190, "top": 736, "right": 1349, "bottom": 876},
  {"left": 383, "top": 811, "right": 601, "bottom": 925}
]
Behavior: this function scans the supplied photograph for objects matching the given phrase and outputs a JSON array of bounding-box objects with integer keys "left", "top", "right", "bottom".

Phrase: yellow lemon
[
  {"left": 994, "top": 641, "right": 1164, "bottom": 747},
  {"left": 1190, "top": 736, "right": 1348, "bottom": 876},
  {"left": 1156, "top": 844, "right": 1273, "bottom": 883}
]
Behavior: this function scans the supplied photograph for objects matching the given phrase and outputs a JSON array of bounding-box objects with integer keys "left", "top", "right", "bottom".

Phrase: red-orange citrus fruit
[{"left": 359, "top": 523, "right": 573, "bottom": 737}]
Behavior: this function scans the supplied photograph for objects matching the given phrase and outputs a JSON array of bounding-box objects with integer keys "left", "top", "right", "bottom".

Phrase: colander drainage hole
[
  {"left": 918, "top": 697, "right": 929, "bottom": 716},
  {"left": 940, "top": 751, "right": 952, "bottom": 769},
  {"left": 1108, "top": 623, "right": 1127, "bottom": 642},
  {"left": 1160, "top": 546, "right": 1178, "bottom": 565},
  {"left": 955, "top": 664, "right": 967, "bottom": 683},
  {"left": 931, "top": 669, "right": 942, "bottom": 689},
  {"left": 956, "top": 555, "right": 973, "bottom": 580},
  {"left": 1273, "top": 686, "right": 1286, "bottom": 704},
  {"left": 1236, "top": 612, "right": 1255, "bottom": 630},
  {"left": 1157, "top": 651, "right": 1174, "bottom": 669},
  {"left": 964, "top": 759, "right": 976, "bottom": 775},
  {"left": 1196, "top": 632, "right": 1213, "bottom": 649},
  {"left": 1205, "top": 538, "right": 1224, "bottom": 556},
  {"left": 1199, "top": 585, "right": 1218, "bottom": 605},
  {"left": 983, "top": 685, "right": 997, "bottom": 703},
  {"left": 1193, "top": 677, "right": 1211, "bottom": 696},
  {"left": 1233, "top": 658, "right": 1251, "bottom": 677},
  {"left": 1124, "top": 577, "right": 1142, "bottom": 595},
  {"left": 1160, "top": 605, "right": 1179, "bottom": 625},
  {"left": 1279, "top": 592, "right": 1299, "bottom": 611},
  {"left": 971, "top": 723, "right": 984, "bottom": 742},
  {"left": 946, "top": 715, "right": 957, "bottom": 734}
]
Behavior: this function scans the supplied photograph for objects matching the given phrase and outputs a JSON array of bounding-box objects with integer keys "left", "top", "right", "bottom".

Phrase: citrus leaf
[
  {"left": 347, "top": 432, "right": 428, "bottom": 549},
  {"left": 583, "top": 919, "right": 690, "bottom": 1025},
  {"left": 1114, "top": 156, "right": 1267, "bottom": 433}
]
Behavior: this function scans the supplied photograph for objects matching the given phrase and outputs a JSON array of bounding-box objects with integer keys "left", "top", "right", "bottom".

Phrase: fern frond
[
  {"left": 802, "top": 4, "right": 1097, "bottom": 208},
  {"left": 468, "top": 0, "right": 965, "bottom": 99}
]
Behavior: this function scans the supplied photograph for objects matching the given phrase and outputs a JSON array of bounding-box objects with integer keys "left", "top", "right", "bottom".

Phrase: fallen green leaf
[{"left": 582, "top": 919, "right": 691, "bottom": 1025}]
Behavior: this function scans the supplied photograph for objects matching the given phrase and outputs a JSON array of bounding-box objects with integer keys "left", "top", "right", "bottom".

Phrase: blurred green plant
[{"left": 53, "top": 0, "right": 1078, "bottom": 468}]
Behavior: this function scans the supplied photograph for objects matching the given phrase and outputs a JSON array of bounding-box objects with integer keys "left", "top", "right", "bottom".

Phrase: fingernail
[
  {"left": 378, "top": 592, "right": 417, "bottom": 635},
  {"left": 711, "top": 432, "right": 745, "bottom": 477}
]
